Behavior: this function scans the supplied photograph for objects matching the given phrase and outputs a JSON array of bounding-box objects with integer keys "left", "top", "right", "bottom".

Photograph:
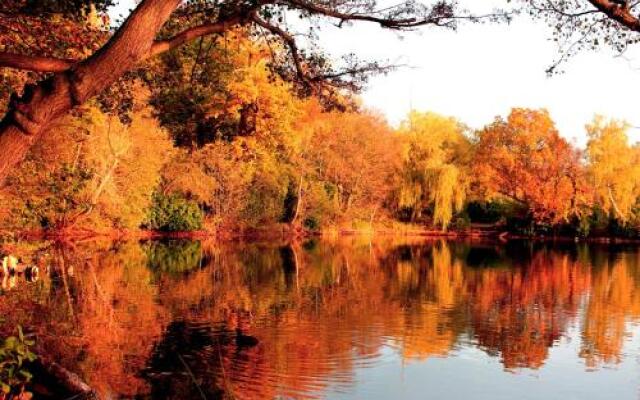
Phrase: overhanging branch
[
  {"left": 0, "top": 53, "right": 75, "bottom": 73},
  {"left": 586, "top": 0, "right": 640, "bottom": 31},
  {"left": 149, "top": 17, "right": 243, "bottom": 57},
  {"left": 0, "top": 19, "right": 244, "bottom": 73},
  {"left": 251, "top": 13, "right": 311, "bottom": 87},
  {"left": 283, "top": 0, "right": 509, "bottom": 29}
]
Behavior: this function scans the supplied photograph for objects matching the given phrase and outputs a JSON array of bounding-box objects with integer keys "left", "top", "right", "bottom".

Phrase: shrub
[
  {"left": 145, "top": 192, "right": 203, "bottom": 232},
  {"left": 0, "top": 326, "right": 36, "bottom": 397}
]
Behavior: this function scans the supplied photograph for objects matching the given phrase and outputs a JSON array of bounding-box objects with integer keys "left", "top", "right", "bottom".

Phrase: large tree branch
[
  {"left": 0, "top": 0, "right": 183, "bottom": 184},
  {"left": 149, "top": 17, "right": 243, "bottom": 57},
  {"left": 0, "top": 53, "right": 74, "bottom": 73},
  {"left": 251, "top": 14, "right": 310, "bottom": 87},
  {"left": 0, "top": 18, "right": 243, "bottom": 73},
  {"left": 587, "top": 0, "right": 640, "bottom": 31}
]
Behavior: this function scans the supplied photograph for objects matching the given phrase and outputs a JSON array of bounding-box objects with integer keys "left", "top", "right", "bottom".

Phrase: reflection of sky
[{"left": 322, "top": 314, "right": 640, "bottom": 399}]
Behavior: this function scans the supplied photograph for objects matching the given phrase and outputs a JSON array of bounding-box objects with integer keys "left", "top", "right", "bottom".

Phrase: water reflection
[{"left": 3, "top": 239, "right": 640, "bottom": 399}]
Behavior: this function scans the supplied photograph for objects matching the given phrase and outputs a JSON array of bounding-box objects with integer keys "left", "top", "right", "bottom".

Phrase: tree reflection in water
[{"left": 2, "top": 239, "right": 640, "bottom": 398}]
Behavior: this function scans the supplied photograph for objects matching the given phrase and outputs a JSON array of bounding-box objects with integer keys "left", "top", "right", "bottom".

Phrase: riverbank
[{"left": 5, "top": 224, "right": 640, "bottom": 245}]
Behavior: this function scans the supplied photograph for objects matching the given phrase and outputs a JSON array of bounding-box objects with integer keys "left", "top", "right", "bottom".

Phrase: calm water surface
[{"left": 3, "top": 238, "right": 640, "bottom": 399}]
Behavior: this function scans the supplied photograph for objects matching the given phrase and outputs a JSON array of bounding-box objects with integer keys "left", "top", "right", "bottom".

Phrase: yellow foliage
[
  {"left": 397, "top": 111, "right": 470, "bottom": 229},
  {"left": 586, "top": 116, "right": 640, "bottom": 222},
  {"left": 80, "top": 107, "right": 174, "bottom": 228}
]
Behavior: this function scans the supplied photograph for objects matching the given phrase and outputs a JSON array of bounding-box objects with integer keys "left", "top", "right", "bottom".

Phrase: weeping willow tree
[{"left": 397, "top": 111, "right": 470, "bottom": 230}]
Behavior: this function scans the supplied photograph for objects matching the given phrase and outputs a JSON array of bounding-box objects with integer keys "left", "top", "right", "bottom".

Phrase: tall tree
[
  {"left": 586, "top": 116, "right": 640, "bottom": 222},
  {"left": 396, "top": 111, "right": 471, "bottom": 229},
  {"left": 0, "top": 0, "right": 503, "bottom": 186},
  {"left": 474, "top": 108, "right": 589, "bottom": 224},
  {"left": 303, "top": 108, "right": 400, "bottom": 224}
]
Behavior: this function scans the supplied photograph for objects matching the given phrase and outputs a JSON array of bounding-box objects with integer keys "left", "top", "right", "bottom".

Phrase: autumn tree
[
  {"left": 585, "top": 116, "right": 640, "bottom": 223},
  {"left": 474, "top": 108, "right": 589, "bottom": 225},
  {"left": 0, "top": 0, "right": 505, "bottom": 186},
  {"left": 156, "top": 32, "right": 306, "bottom": 229},
  {"left": 396, "top": 111, "right": 471, "bottom": 230},
  {"left": 0, "top": 102, "right": 173, "bottom": 230},
  {"left": 145, "top": 28, "right": 282, "bottom": 149},
  {"left": 300, "top": 108, "right": 400, "bottom": 228}
]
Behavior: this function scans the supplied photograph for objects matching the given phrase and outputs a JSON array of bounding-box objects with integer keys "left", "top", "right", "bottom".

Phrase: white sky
[{"left": 112, "top": 0, "right": 640, "bottom": 146}]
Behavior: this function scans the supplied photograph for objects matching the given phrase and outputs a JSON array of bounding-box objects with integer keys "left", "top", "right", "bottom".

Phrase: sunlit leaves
[
  {"left": 396, "top": 111, "right": 470, "bottom": 230},
  {"left": 474, "top": 108, "right": 589, "bottom": 225},
  {"left": 586, "top": 116, "right": 640, "bottom": 222}
]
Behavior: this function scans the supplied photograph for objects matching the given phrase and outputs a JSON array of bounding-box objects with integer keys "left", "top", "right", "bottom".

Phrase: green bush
[
  {"left": 0, "top": 326, "right": 36, "bottom": 396},
  {"left": 145, "top": 192, "right": 203, "bottom": 232}
]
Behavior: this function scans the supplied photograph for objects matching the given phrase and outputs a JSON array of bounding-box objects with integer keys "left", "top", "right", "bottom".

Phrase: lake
[{"left": 3, "top": 238, "right": 640, "bottom": 399}]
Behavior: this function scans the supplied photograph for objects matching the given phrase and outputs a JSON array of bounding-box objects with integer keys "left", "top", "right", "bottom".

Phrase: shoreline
[{"left": 5, "top": 226, "right": 640, "bottom": 244}]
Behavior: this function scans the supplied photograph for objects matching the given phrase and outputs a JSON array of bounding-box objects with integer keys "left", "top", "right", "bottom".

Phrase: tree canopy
[
  {"left": 0, "top": 0, "right": 507, "bottom": 185},
  {"left": 474, "top": 108, "right": 588, "bottom": 225}
]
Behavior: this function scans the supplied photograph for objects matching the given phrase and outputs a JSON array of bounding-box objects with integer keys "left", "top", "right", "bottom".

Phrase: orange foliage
[{"left": 474, "top": 109, "right": 590, "bottom": 224}]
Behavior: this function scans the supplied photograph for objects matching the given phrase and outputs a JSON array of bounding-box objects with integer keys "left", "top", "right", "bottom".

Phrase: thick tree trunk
[{"left": 0, "top": 0, "right": 181, "bottom": 186}]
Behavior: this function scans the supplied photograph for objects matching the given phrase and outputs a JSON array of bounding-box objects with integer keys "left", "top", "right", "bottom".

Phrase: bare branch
[
  {"left": 283, "top": 0, "right": 448, "bottom": 28},
  {"left": 251, "top": 13, "right": 311, "bottom": 87},
  {"left": 282, "top": 0, "right": 509, "bottom": 29},
  {"left": 546, "top": 15, "right": 606, "bottom": 74},
  {"left": 531, "top": 0, "right": 599, "bottom": 17}
]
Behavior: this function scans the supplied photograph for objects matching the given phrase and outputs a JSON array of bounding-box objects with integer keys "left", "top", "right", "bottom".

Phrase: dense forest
[
  {"left": 1, "top": 25, "right": 640, "bottom": 237},
  {"left": 2, "top": 0, "right": 640, "bottom": 238}
]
